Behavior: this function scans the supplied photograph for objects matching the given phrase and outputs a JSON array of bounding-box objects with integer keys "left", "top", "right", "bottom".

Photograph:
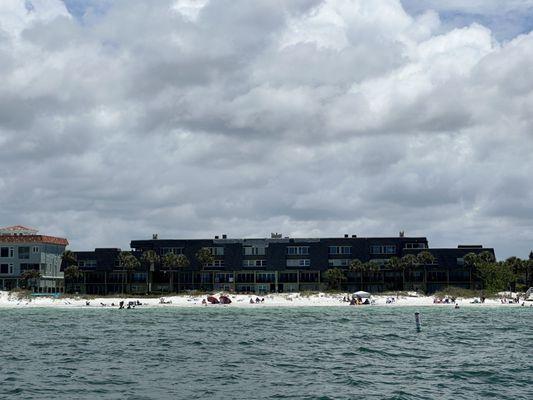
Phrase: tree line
[{"left": 323, "top": 250, "right": 533, "bottom": 293}]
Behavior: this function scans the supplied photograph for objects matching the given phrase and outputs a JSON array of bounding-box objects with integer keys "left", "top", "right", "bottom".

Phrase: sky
[{"left": 0, "top": 0, "right": 532, "bottom": 259}]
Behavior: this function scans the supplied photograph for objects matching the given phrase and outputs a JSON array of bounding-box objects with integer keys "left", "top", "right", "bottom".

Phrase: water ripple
[{"left": 0, "top": 307, "right": 531, "bottom": 399}]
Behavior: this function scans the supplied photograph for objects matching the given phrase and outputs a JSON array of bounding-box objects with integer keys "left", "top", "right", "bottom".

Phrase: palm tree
[
  {"left": 386, "top": 256, "right": 402, "bottom": 289},
  {"left": 21, "top": 269, "right": 41, "bottom": 292},
  {"left": 61, "top": 250, "right": 77, "bottom": 268},
  {"left": 162, "top": 253, "right": 190, "bottom": 292},
  {"left": 141, "top": 250, "right": 160, "bottom": 293},
  {"left": 400, "top": 254, "right": 418, "bottom": 290},
  {"left": 324, "top": 268, "right": 346, "bottom": 291},
  {"left": 64, "top": 265, "right": 82, "bottom": 294},
  {"left": 175, "top": 254, "right": 190, "bottom": 292},
  {"left": 365, "top": 261, "right": 381, "bottom": 288},
  {"left": 61, "top": 250, "right": 79, "bottom": 294},
  {"left": 349, "top": 259, "right": 364, "bottom": 289},
  {"left": 526, "top": 258, "right": 533, "bottom": 287},
  {"left": 119, "top": 252, "right": 141, "bottom": 294},
  {"left": 196, "top": 248, "right": 214, "bottom": 270},
  {"left": 416, "top": 251, "right": 436, "bottom": 291},
  {"left": 464, "top": 252, "right": 478, "bottom": 289},
  {"left": 162, "top": 253, "right": 179, "bottom": 292},
  {"left": 506, "top": 257, "right": 529, "bottom": 291},
  {"left": 478, "top": 251, "right": 495, "bottom": 264}
]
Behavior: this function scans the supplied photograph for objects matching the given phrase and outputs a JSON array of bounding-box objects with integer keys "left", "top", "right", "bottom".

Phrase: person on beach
[
  {"left": 250, "top": 298, "right": 254, "bottom": 304},
  {"left": 119, "top": 301, "right": 124, "bottom": 309}
]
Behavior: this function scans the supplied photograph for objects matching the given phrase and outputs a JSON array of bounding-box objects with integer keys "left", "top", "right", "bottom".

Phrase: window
[
  {"left": 9, "top": 264, "right": 13, "bottom": 274},
  {"left": 370, "top": 245, "right": 396, "bottom": 255},
  {"left": 20, "top": 263, "right": 39, "bottom": 272},
  {"left": 78, "top": 261, "right": 85, "bottom": 267},
  {"left": 85, "top": 260, "right": 97, "bottom": 268},
  {"left": 18, "top": 247, "right": 30, "bottom": 259},
  {"left": 1, "top": 247, "right": 14, "bottom": 258},
  {"left": 328, "top": 246, "right": 352, "bottom": 255},
  {"left": 328, "top": 259, "right": 351, "bottom": 267},
  {"left": 236, "top": 273, "right": 255, "bottom": 283},
  {"left": 405, "top": 243, "right": 426, "bottom": 249},
  {"left": 207, "top": 247, "right": 224, "bottom": 256},
  {"left": 243, "top": 259, "right": 266, "bottom": 267},
  {"left": 456, "top": 258, "right": 465, "bottom": 266},
  {"left": 161, "top": 247, "right": 183, "bottom": 255},
  {"left": 0, "top": 264, "right": 7, "bottom": 274},
  {"left": 256, "top": 273, "right": 275, "bottom": 283},
  {"left": 32, "top": 246, "right": 40, "bottom": 253},
  {"left": 287, "top": 246, "right": 309, "bottom": 255},
  {"left": 206, "top": 260, "right": 224, "bottom": 267},
  {"left": 243, "top": 246, "right": 266, "bottom": 256},
  {"left": 286, "top": 259, "right": 310, "bottom": 267}
]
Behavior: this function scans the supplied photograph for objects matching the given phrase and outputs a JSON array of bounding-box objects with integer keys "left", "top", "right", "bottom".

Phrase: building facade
[
  {"left": 68, "top": 233, "right": 496, "bottom": 295},
  {"left": 0, "top": 226, "right": 68, "bottom": 292}
]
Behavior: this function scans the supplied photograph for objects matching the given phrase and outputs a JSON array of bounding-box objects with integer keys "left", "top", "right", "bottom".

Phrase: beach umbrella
[
  {"left": 353, "top": 291, "right": 371, "bottom": 298},
  {"left": 207, "top": 296, "right": 220, "bottom": 304}
]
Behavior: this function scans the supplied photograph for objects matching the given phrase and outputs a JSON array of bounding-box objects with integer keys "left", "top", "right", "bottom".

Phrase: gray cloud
[{"left": 0, "top": 0, "right": 532, "bottom": 258}]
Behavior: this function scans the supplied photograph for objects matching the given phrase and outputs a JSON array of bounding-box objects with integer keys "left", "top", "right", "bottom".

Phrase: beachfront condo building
[
  {"left": 67, "top": 233, "right": 497, "bottom": 295},
  {"left": 0, "top": 226, "right": 68, "bottom": 292}
]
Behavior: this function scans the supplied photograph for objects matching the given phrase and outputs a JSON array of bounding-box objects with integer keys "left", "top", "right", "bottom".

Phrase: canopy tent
[{"left": 353, "top": 291, "right": 371, "bottom": 298}]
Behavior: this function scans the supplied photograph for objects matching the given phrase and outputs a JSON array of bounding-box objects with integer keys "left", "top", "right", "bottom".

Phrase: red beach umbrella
[
  {"left": 207, "top": 296, "right": 220, "bottom": 304},
  {"left": 219, "top": 295, "right": 232, "bottom": 304}
]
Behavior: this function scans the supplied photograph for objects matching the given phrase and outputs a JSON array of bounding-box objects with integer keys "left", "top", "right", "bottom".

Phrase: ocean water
[{"left": 0, "top": 307, "right": 531, "bottom": 400}]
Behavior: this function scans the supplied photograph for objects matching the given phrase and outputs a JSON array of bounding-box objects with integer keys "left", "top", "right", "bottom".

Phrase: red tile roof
[
  {"left": 0, "top": 235, "right": 69, "bottom": 246},
  {"left": 0, "top": 225, "right": 38, "bottom": 232}
]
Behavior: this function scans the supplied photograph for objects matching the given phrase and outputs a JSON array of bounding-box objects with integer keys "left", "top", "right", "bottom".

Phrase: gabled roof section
[
  {"left": 0, "top": 226, "right": 68, "bottom": 245},
  {"left": 0, "top": 225, "right": 38, "bottom": 234},
  {"left": 0, "top": 235, "right": 69, "bottom": 246}
]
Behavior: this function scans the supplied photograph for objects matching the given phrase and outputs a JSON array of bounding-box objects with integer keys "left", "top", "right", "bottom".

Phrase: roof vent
[
  {"left": 215, "top": 235, "right": 219, "bottom": 239},
  {"left": 352, "top": 235, "right": 357, "bottom": 238},
  {"left": 222, "top": 234, "right": 227, "bottom": 239},
  {"left": 399, "top": 231, "right": 405, "bottom": 238},
  {"left": 152, "top": 234, "right": 158, "bottom": 240},
  {"left": 344, "top": 234, "right": 349, "bottom": 238}
]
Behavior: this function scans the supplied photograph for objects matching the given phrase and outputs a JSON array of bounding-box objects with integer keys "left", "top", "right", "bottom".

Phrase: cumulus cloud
[{"left": 0, "top": 0, "right": 532, "bottom": 258}]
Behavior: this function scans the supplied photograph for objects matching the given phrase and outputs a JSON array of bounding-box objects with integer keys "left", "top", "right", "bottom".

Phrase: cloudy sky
[{"left": 1, "top": 0, "right": 533, "bottom": 259}]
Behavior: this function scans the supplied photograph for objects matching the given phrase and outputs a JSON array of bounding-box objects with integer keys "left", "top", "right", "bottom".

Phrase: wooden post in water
[{"left": 414, "top": 312, "right": 421, "bottom": 332}]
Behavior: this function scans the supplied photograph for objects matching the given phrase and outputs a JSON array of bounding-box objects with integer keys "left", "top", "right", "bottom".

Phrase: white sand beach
[{"left": 0, "top": 290, "right": 530, "bottom": 309}]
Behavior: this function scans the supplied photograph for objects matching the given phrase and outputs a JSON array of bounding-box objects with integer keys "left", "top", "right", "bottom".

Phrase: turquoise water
[{"left": 0, "top": 307, "right": 531, "bottom": 399}]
